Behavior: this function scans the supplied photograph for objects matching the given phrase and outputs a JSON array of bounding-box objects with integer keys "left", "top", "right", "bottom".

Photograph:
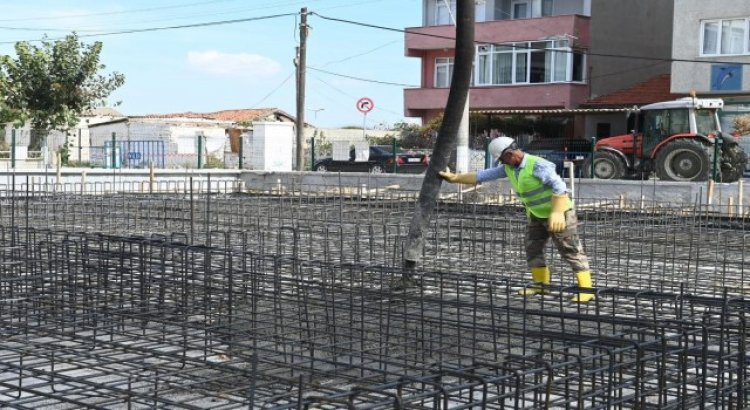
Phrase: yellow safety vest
[{"left": 506, "top": 155, "right": 570, "bottom": 218}]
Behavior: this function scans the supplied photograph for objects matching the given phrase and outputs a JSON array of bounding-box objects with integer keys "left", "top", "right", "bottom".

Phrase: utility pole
[{"left": 295, "top": 7, "right": 309, "bottom": 171}]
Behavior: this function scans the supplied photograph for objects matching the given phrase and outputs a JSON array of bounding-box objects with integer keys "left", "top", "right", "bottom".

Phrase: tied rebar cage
[{"left": 0, "top": 180, "right": 748, "bottom": 408}]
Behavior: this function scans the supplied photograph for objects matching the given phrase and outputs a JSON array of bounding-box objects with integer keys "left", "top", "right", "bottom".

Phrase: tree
[
  {"left": 403, "top": 0, "right": 475, "bottom": 270},
  {"left": 0, "top": 33, "right": 125, "bottom": 151}
]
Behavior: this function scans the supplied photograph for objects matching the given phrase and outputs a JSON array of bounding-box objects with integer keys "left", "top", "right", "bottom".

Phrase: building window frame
[
  {"left": 434, "top": 0, "right": 456, "bottom": 25},
  {"left": 700, "top": 18, "right": 750, "bottom": 56},
  {"left": 511, "top": 0, "right": 530, "bottom": 19},
  {"left": 435, "top": 57, "right": 454, "bottom": 88},
  {"left": 473, "top": 40, "right": 585, "bottom": 86}
]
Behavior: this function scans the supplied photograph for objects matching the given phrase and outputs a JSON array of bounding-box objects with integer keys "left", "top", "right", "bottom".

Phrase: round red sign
[{"left": 356, "top": 97, "right": 374, "bottom": 114}]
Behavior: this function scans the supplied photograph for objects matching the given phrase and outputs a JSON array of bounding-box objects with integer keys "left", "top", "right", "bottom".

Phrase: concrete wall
[
  {"left": 589, "top": 0, "right": 674, "bottom": 99},
  {"left": 671, "top": 0, "right": 750, "bottom": 94},
  {"left": 238, "top": 171, "right": 750, "bottom": 211}
]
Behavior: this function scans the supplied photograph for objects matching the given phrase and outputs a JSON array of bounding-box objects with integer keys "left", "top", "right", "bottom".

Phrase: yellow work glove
[
  {"left": 548, "top": 194, "right": 569, "bottom": 233},
  {"left": 438, "top": 167, "right": 477, "bottom": 185}
]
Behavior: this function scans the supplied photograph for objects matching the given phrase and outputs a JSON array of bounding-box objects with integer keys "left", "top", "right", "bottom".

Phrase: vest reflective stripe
[
  {"left": 506, "top": 155, "right": 558, "bottom": 218},
  {"left": 518, "top": 185, "right": 549, "bottom": 199}
]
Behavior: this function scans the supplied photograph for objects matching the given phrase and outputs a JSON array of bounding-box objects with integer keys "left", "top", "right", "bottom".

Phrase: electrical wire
[
  {"left": 319, "top": 40, "right": 399, "bottom": 67},
  {"left": 312, "top": 12, "right": 750, "bottom": 67},
  {"left": 251, "top": 71, "right": 295, "bottom": 108},
  {"left": 310, "top": 72, "right": 405, "bottom": 119},
  {"left": 308, "top": 66, "right": 417, "bottom": 87},
  {"left": 0, "top": 1, "right": 315, "bottom": 33},
  {"left": 0, "top": 13, "right": 298, "bottom": 44},
  {"left": 0, "top": 0, "right": 244, "bottom": 22}
]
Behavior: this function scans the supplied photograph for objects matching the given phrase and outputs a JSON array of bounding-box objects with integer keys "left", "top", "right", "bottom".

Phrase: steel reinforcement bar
[{"left": 0, "top": 230, "right": 746, "bottom": 408}]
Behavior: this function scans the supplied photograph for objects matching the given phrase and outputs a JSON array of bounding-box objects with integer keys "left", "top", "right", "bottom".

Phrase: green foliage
[
  {"left": 398, "top": 119, "right": 439, "bottom": 149},
  {"left": 0, "top": 33, "right": 125, "bottom": 150},
  {"left": 205, "top": 154, "right": 225, "bottom": 169},
  {"left": 309, "top": 130, "right": 332, "bottom": 163},
  {"left": 58, "top": 141, "right": 70, "bottom": 165},
  {"left": 365, "top": 133, "right": 397, "bottom": 146}
]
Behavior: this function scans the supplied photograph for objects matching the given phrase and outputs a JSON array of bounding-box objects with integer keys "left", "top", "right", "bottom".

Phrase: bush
[{"left": 734, "top": 115, "right": 750, "bottom": 135}]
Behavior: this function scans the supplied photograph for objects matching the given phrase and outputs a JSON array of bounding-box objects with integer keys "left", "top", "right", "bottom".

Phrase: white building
[{"left": 88, "top": 116, "right": 232, "bottom": 169}]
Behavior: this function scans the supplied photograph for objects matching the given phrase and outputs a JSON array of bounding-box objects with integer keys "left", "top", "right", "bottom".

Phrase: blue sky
[{"left": 0, "top": 0, "right": 424, "bottom": 128}]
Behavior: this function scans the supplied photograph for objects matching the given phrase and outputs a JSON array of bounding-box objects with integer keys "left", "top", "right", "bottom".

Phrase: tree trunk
[
  {"left": 29, "top": 128, "right": 48, "bottom": 152},
  {"left": 404, "top": 0, "right": 475, "bottom": 266}
]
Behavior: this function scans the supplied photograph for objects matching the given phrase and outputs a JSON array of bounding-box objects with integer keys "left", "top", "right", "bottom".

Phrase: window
[
  {"left": 542, "top": 0, "right": 553, "bottom": 16},
  {"left": 493, "top": 47, "right": 513, "bottom": 84},
  {"left": 472, "top": 40, "right": 585, "bottom": 86},
  {"left": 435, "top": 0, "right": 456, "bottom": 25},
  {"left": 695, "top": 109, "right": 719, "bottom": 135},
  {"left": 701, "top": 18, "right": 750, "bottom": 55},
  {"left": 512, "top": 0, "right": 529, "bottom": 19},
  {"left": 435, "top": 57, "right": 454, "bottom": 88}
]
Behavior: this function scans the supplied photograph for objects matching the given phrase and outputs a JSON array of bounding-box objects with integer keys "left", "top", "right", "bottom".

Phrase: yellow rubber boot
[
  {"left": 518, "top": 266, "right": 550, "bottom": 296},
  {"left": 571, "top": 271, "right": 595, "bottom": 303}
]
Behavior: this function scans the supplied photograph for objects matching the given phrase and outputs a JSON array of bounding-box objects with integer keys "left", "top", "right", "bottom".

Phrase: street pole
[{"left": 295, "top": 7, "right": 309, "bottom": 171}]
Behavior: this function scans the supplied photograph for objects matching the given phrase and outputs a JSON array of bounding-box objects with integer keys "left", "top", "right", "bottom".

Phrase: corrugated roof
[
  {"left": 582, "top": 74, "right": 684, "bottom": 107},
  {"left": 472, "top": 107, "right": 634, "bottom": 115}
]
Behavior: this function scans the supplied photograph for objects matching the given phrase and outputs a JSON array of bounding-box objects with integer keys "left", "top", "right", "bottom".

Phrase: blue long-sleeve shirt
[{"left": 476, "top": 154, "right": 568, "bottom": 195}]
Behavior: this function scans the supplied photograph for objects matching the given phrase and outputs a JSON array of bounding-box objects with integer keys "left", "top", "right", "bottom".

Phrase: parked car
[{"left": 314, "top": 145, "right": 429, "bottom": 173}]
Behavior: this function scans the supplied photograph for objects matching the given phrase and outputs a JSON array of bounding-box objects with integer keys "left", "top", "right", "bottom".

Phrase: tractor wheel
[
  {"left": 719, "top": 144, "right": 747, "bottom": 182},
  {"left": 581, "top": 151, "right": 626, "bottom": 179},
  {"left": 655, "top": 140, "right": 710, "bottom": 182}
]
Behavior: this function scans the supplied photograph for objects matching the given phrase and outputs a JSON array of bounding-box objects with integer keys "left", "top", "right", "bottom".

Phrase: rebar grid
[
  {"left": 0, "top": 225, "right": 747, "bottom": 409},
  {"left": 2, "top": 189, "right": 748, "bottom": 297}
]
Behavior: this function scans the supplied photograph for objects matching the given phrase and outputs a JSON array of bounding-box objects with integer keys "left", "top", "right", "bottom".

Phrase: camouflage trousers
[{"left": 526, "top": 210, "right": 589, "bottom": 273}]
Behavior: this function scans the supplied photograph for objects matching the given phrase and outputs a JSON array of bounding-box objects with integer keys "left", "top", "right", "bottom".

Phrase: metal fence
[{"left": 91, "top": 140, "right": 167, "bottom": 169}]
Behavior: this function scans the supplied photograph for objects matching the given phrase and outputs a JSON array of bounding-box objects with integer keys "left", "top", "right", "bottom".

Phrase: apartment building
[
  {"left": 671, "top": 0, "right": 750, "bottom": 132},
  {"left": 404, "top": 0, "right": 674, "bottom": 139}
]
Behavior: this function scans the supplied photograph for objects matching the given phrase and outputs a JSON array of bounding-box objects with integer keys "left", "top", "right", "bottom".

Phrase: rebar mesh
[{"left": 0, "top": 181, "right": 747, "bottom": 408}]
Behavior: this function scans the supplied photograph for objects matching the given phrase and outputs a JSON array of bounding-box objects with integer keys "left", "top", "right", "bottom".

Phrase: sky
[{"left": 0, "top": 0, "right": 425, "bottom": 129}]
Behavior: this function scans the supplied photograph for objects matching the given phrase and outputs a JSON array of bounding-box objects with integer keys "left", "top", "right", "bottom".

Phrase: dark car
[{"left": 314, "top": 145, "right": 429, "bottom": 173}]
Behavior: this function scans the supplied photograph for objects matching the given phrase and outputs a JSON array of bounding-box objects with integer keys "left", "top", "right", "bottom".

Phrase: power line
[
  {"left": 0, "top": 1, "right": 316, "bottom": 34},
  {"left": 308, "top": 66, "right": 417, "bottom": 87},
  {"left": 251, "top": 71, "right": 295, "bottom": 108},
  {"left": 309, "top": 74, "right": 401, "bottom": 124},
  {"left": 0, "top": 13, "right": 298, "bottom": 44},
  {"left": 0, "top": 0, "right": 242, "bottom": 22},
  {"left": 312, "top": 12, "right": 750, "bottom": 67},
  {"left": 319, "top": 40, "right": 399, "bottom": 67}
]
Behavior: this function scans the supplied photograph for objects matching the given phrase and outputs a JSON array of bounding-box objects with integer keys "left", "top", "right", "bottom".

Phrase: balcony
[
  {"left": 404, "top": 83, "right": 589, "bottom": 117},
  {"left": 405, "top": 14, "right": 590, "bottom": 57}
]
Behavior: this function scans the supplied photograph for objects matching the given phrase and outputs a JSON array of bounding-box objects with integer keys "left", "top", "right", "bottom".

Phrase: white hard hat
[{"left": 488, "top": 136, "right": 517, "bottom": 161}]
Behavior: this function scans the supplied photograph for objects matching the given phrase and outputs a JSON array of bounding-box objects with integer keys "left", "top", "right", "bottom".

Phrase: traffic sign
[{"left": 356, "top": 97, "right": 374, "bottom": 114}]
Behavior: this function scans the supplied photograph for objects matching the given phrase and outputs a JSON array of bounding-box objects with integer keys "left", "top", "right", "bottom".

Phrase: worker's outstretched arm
[{"left": 439, "top": 168, "right": 477, "bottom": 185}]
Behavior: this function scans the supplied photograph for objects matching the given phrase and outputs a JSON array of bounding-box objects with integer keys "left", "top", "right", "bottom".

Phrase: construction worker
[{"left": 439, "top": 137, "right": 594, "bottom": 303}]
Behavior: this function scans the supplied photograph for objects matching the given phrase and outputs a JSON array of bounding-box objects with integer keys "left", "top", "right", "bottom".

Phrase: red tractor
[{"left": 584, "top": 97, "right": 747, "bottom": 182}]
